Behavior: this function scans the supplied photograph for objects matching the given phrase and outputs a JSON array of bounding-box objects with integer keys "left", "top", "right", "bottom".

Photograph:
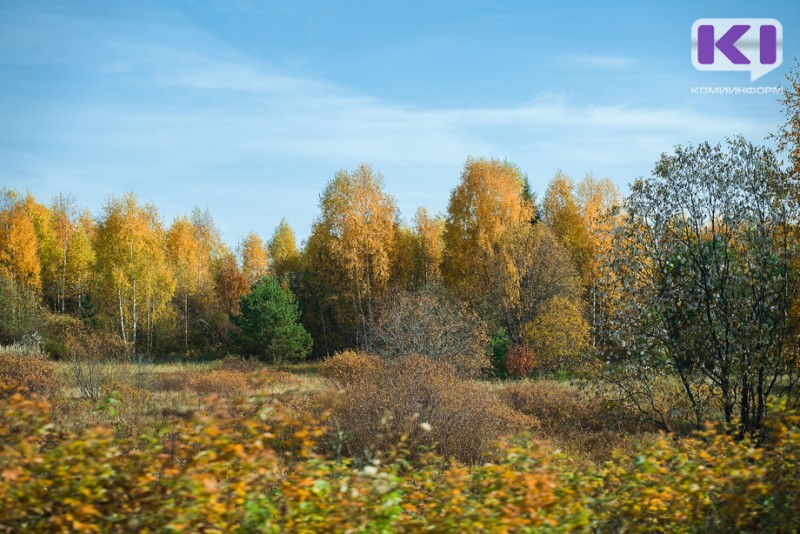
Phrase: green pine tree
[{"left": 232, "top": 276, "right": 312, "bottom": 362}]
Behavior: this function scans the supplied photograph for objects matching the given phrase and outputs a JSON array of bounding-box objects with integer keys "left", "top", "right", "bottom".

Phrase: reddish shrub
[
  {"left": 505, "top": 344, "right": 536, "bottom": 378},
  {"left": 0, "top": 347, "right": 61, "bottom": 398}
]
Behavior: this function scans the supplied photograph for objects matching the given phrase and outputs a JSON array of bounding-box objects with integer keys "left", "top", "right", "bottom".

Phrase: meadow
[{"left": 2, "top": 344, "right": 799, "bottom": 532}]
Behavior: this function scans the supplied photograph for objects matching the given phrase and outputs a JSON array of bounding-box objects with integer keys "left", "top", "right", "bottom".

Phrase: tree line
[
  {"left": 2, "top": 70, "right": 800, "bottom": 435},
  {"left": 0, "top": 161, "right": 610, "bottom": 361}
]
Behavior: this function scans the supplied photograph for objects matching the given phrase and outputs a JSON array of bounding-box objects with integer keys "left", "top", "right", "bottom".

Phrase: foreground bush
[
  {"left": 322, "top": 353, "right": 535, "bottom": 463},
  {"left": 1, "top": 382, "right": 799, "bottom": 532}
]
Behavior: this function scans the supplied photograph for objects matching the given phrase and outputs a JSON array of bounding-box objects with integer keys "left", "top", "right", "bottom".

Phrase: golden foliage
[
  {"left": 302, "top": 164, "right": 398, "bottom": 350},
  {"left": 0, "top": 194, "right": 41, "bottom": 291},
  {"left": 94, "top": 193, "right": 176, "bottom": 356},
  {"left": 393, "top": 208, "right": 445, "bottom": 289},
  {"left": 541, "top": 172, "right": 593, "bottom": 285},
  {"left": 267, "top": 218, "right": 301, "bottom": 288},
  {"left": 525, "top": 295, "right": 590, "bottom": 372},
  {"left": 239, "top": 231, "right": 269, "bottom": 286},
  {"left": 442, "top": 157, "right": 532, "bottom": 303}
]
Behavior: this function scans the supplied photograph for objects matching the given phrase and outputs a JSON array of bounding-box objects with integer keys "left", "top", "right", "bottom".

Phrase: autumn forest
[{"left": 2, "top": 66, "right": 800, "bottom": 533}]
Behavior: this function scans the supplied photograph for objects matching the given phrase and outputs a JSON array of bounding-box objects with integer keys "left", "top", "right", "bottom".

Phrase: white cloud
[
  {"left": 560, "top": 53, "right": 638, "bottom": 70},
  {"left": 0, "top": 7, "right": 777, "bottom": 243}
]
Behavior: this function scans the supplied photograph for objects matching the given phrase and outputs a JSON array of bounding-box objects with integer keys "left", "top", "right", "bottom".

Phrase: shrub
[
  {"left": 324, "top": 353, "right": 535, "bottom": 463},
  {"left": 318, "top": 350, "right": 386, "bottom": 388},
  {"left": 152, "top": 369, "right": 191, "bottom": 392},
  {"left": 371, "top": 284, "right": 488, "bottom": 377},
  {"left": 0, "top": 382, "right": 799, "bottom": 532},
  {"left": 501, "top": 380, "right": 648, "bottom": 463},
  {"left": 70, "top": 357, "right": 114, "bottom": 401},
  {"left": 187, "top": 369, "right": 251, "bottom": 397},
  {"left": 505, "top": 343, "right": 536, "bottom": 378},
  {"left": 0, "top": 346, "right": 61, "bottom": 398}
]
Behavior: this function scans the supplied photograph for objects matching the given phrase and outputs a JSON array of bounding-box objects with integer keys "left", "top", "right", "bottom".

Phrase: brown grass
[
  {"left": 187, "top": 369, "right": 251, "bottom": 397},
  {"left": 500, "top": 380, "right": 652, "bottom": 463},
  {"left": 219, "top": 354, "right": 263, "bottom": 372}
]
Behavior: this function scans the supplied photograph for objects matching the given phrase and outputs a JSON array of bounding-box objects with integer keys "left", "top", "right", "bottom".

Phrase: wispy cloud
[
  {"left": 560, "top": 53, "right": 637, "bottom": 70},
  {"left": 0, "top": 8, "right": 775, "bottom": 243}
]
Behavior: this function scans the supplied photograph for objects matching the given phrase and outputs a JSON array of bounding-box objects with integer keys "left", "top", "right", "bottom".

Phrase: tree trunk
[
  {"left": 131, "top": 276, "right": 137, "bottom": 361},
  {"left": 184, "top": 291, "right": 189, "bottom": 352}
]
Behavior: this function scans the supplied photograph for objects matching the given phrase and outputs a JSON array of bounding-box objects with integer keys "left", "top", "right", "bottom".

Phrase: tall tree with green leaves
[
  {"left": 233, "top": 276, "right": 312, "bottom": 362},
  {"left": 598, "top": 138, "right": 799, "bottom": 434}
]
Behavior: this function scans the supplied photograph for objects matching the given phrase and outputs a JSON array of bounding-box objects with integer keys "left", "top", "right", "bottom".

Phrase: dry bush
[
  {"left": 371, "top": 284, "right": 488, "bottom": 377},
  {"left": 0, "top": 346, "right": 61, "bottom": 398},
  {"left": 187, "top": 369, "right": 250, "bottom": 397},
  {"left": 502, "top": 380, "right": 645, "bottom": 434},
  {"left": 152, "top": 364, "right": 298, "bottom": 396},
  {"left": 501, "top": 380, "right": 648, "bottom": 463},
  {"left": 324, "top": 353, "right": 536, "bottom": 464},
  {"left": 62, "top": 324, "right": 128, "bottom": 363},
  {"left": 318, "top": 350, "right": 386, "bottom": 388},
  {"left": 60, "top": 324, "right": 130, "bottom": 400},
  {"left": 505, "top": 344, "right": 536, "bottom": 378},
  {"left": 70, "top": 358, "right": 113, "bottom": 401},
  {"left": 220, "top": 354, "right": 263, "bottom": 372}
]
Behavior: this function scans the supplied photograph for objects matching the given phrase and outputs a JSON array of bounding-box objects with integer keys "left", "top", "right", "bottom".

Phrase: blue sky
[{"left": 0, "top": 0, "right": 797, "bottom": 244}]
